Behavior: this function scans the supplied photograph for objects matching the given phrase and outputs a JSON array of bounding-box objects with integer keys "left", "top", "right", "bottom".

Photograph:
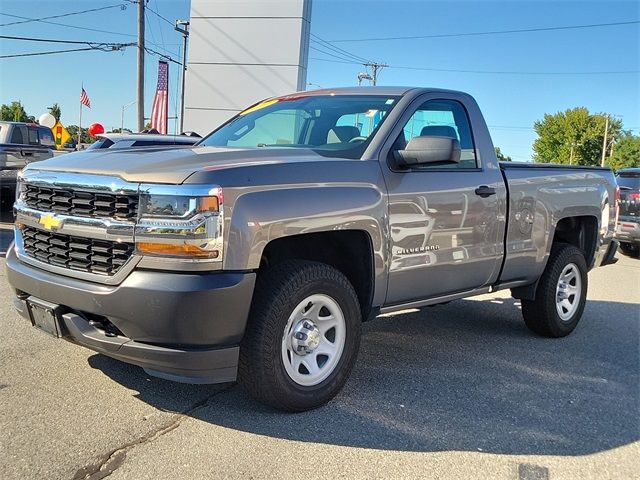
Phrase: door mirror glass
[{"left": 394, "top": 135, "right": 461, "bottom": 167}]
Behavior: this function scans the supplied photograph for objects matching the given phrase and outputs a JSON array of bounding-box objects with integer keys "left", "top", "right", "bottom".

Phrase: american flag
[
  {"left": 80, "top": 88, "right": 91, "bottom": 108},
  {"left": 150, "top": 61, "right": 169, "bottom": 134}
]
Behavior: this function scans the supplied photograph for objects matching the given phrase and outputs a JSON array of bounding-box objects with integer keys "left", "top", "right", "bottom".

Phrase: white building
[{"left": 183, "top": 0, "right": 312, "bottom": 133}]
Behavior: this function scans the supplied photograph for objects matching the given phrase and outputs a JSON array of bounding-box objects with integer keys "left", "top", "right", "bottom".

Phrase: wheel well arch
[
  {"left": 512, "top": 215, "right": 599, "bottom": 301},
  {"left": 259, "top": 230, "right": 375, "bottom": 321},
  {"left": 552, "top": 215, "right": 599, "bottom": 268}
]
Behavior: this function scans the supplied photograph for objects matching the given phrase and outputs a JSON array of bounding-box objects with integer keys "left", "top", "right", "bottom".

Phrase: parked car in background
[
  {"left": 0, "top": 121, "right": 55, "bottom": 213},
  {"left": 615, "top": 168, "right": 640, "bottom": 257},
  {"left": 88, "top": 132, "right": 200, "bottom": 150}
]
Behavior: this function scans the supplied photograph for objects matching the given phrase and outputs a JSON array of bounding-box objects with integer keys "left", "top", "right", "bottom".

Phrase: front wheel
[
  {"left": 239, "top": 260, "right": 361, "bottom": 411},
  {"left": 521, "top": 244, "right": 588, "bottom": 338}
]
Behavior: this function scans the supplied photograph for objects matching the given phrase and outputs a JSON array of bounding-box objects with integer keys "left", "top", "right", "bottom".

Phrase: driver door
[{"left": 382, "top": 94, "right": 506, "bottom": 304}]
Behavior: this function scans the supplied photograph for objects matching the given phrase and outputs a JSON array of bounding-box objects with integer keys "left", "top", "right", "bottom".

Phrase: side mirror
[{"left": 393, "top": 136, "right": 461, "bottom": 167}]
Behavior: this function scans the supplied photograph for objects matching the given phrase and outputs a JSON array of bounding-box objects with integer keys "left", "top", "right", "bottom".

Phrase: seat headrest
[
  {"left": 420, "top": 125, "right": 458, "bottom": 139},
  {"left": 327, "top": 125, "right": 361, "bottom": 143}
]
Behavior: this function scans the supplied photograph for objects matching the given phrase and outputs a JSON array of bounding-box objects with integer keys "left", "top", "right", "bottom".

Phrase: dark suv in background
[{"left": 615, "top": 168, "right": 640, "bottom": 257}]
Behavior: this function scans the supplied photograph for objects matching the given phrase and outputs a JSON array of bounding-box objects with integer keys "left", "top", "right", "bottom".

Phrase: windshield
[
  {"left": 617, "top": 173, "right": 640, "bottom": 190},
  {"left": 199, "top": 94, "right": 399, "bottom": 159}
]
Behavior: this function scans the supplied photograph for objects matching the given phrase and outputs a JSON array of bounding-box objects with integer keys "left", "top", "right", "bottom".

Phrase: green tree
[
  {"left": 533, "top": 107, "right": 622, "bottom": 166},
  {"left": 0, "top": 101, "right": 30, "bottom": 122},
  {"left": 495, "top": 147, "right": 512, "bottom": 162},
  {"left": 607, "top": 132, "right": 640, "bottom": 171},
  {"left": 48, "top": 103, "right": 62, "bottom": 123},
  {"left": 66, "top": 125, "right": 91, "bottom": 144}
]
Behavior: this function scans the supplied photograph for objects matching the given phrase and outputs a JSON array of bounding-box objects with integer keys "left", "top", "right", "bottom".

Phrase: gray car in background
[
  {"left": 615, "top": 168, "right": 640, "bottom": 257},
  {"left": 6, "top": 87, "right": 619, "bottom": 411}
]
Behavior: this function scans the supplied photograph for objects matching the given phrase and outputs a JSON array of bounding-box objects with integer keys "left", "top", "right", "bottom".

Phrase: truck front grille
[
  {"left": 21, "top": 226, "right": 134, "bottom": 276},
  {"left": 23, "top": 184, "right": 138, "bottom": 220}
]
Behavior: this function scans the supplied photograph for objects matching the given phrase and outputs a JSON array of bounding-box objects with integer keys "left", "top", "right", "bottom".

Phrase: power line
[
  {"left": 388, "top": 64, "right": 640, "bottom": 75},
  {"left": 309, "top": 45, "right": 365, "bottom": 64},
  {"left": 310, "top": 34, "right": 370, "bottom": 63},
  {"left": 144, "top": 46, "right": 180, "bottom": 65},
  {"left": 309, "top": 57, "right": 639, "bottom": 75},
  {"left": 0, "top": 34, "right": 135, "bottom": 49},
  {"left": 146, "top": 2, "right": 174, "bottom": 27},
  {"left": 1, "top": 46, "right": 133, "bottom": 59},
  {"left": 0, "top": 4, "right": 128, "bottom": 27},
  {"left": 0, "top": 12, "right": 137, "bottom": 37},
  {"left": 326, "top": 19, "right": 640, "bottom": 43},
  {"left": 1, "top": 21, "right": 177, "bottom": 58}
]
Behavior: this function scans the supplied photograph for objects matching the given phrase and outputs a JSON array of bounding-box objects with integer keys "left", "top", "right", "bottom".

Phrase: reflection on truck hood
[{"left": 24, "top": 145, "right": 328, "bottom": 184}]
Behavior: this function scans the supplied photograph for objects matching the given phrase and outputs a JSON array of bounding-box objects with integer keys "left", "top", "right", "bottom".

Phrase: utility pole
[
  {"left": 363, "top": 62, "right": 388, "bottom": 86},
  {"left": 137, "top": 0, "right": 145, "bottom": 132},
  {"left": 175, "top": 19, "right": 190, "bottom": 133},
  {"left": 600, "top": 114, "right": 609, "bottom": 167}
]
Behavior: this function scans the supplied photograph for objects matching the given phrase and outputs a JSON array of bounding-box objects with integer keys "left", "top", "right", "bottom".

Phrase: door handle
[{"left": 475, "top": 185, "right": 496, "bottom": 198}]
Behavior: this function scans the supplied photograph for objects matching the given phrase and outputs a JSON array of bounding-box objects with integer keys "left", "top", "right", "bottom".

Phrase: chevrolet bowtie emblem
[{"left": 39, "top": 214, "right": 62, "bottom": 231}]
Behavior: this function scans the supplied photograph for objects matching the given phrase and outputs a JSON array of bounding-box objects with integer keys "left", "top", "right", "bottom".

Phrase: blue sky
[{"left": 0, "top": 0, "right": 638, "bottom": 162}]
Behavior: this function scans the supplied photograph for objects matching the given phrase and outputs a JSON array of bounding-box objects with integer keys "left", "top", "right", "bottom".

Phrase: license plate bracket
[{"left": 27, "top": 298, "right": 64, "bottom": 338}]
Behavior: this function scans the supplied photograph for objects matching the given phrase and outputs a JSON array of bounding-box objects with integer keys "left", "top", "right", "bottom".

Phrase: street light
[
  {"left": 175, "top": 19, "right": 190, "bottom": 134},
  {"left": 121, "top": 100, "right": 136, "bottom": 132}
]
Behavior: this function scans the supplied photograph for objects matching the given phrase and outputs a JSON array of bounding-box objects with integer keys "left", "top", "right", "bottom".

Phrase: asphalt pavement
[{"left": 0, "top": 233, "right": 638, "bottom": 480}]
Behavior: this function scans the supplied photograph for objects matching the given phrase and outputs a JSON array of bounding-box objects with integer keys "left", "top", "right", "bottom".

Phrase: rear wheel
[
  {"left": 619, "top": 242, "right": 639, "bottom": 258},
  {"left": 521, "top": 244, "right": 588, "bottom": 337},
  {"left": 239, "top": 260, "right": 361, "bottom": 411}
]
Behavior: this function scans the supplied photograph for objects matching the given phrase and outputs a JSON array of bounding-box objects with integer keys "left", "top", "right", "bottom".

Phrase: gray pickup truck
[
  {"left": 6, "top": 87, "right": 619, "bottom": 411},
  {"left": 0, "top": 122, "right": 55, "bottom": 212}
]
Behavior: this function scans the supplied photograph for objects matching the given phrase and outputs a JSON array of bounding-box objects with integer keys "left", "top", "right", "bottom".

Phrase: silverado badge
[{"left": 39, "top": 214, "right": 62, "bottom": 231}]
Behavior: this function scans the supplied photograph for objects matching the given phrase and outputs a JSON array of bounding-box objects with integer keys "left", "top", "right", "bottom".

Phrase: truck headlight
[
  {"left": 135, "top": 185, "right": 223, "bottom": 262},
  {"left": 140, "top": 194, "right": 219, "bottom": 218}
]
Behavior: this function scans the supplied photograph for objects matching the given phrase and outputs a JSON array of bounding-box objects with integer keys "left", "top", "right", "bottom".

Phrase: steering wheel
[{"left": 349, "top": 136, "right": 368, "bottom": 143}]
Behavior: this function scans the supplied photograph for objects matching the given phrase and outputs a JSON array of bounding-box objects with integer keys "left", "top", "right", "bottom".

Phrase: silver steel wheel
[
  {"left": 555, "top": 263, "right": 582, "bottom": 321},
  {"left": 281, "top": 294, "right": 346, "bottom": 387}
]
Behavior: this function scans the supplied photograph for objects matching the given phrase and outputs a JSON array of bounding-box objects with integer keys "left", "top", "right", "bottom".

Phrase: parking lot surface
[{"left": 0, "top": 240, "right": 638, "bottom": 479}]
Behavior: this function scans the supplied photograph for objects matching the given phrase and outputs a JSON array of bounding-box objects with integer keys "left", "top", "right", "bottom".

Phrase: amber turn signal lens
[
  {"left": 199, "top": 196, "right": 219, "bottom": 212},
  {"left": 136, "top": 242, "right": 219, "bottom": 258}
]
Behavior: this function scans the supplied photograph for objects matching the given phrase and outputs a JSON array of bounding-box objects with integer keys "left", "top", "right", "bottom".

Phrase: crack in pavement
[{"left": 72, "top": 385, "right": 236, "bottom": 480}]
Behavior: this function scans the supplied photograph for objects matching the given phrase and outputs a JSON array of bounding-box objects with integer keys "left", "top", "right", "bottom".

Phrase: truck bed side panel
[{"left": 499, "top": 165, "right": 616, "bottom": 285}]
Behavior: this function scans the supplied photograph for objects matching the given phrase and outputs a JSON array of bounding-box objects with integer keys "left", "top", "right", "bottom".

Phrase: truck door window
[
  {"left": 28, "top": 128, "right": 39, "bottom": 145},
  {"left": 10, "top": 126, "right": 25, "bottom": 144},
  {"left": 397, "top": 100, "right": 477, "bottom": 169}
]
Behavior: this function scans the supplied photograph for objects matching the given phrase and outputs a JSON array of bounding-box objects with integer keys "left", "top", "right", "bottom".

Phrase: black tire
[
  {"left": 521, "top": 243, "right": 588, "bottom": 338},
  {"left": 619, "top": 242, "right": 640, "bottom": 258},
  {"left": 239, "top": 260, "right": 361, "bottom": 411}
]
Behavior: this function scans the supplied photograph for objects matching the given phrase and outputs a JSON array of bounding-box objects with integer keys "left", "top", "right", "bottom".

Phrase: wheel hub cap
[
  {"left": 281, "top": 294, "right": 347, "bottom": 387},
  {"left": 555, "top": 263, "right": 581, "bottom": 322},
  {"left": 291, "top": 320, "right": 321, "bottom": 355}
]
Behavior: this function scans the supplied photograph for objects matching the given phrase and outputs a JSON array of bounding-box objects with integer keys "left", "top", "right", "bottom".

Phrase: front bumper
[
  {"left": 615, "top": 219, "right": 640, "bottom": 245},
  {"left": 6, "top": 245, "right": 256, "bottom": 383}
]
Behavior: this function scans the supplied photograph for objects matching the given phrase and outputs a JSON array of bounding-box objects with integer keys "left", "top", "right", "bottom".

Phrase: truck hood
[{"left": 24, "top": 145, "right": 329, "bottom": 184}]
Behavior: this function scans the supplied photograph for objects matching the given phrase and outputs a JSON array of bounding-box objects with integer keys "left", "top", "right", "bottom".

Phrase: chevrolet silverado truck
[{"left": 6, "top": 87, "right": 619, "bottom": 411}]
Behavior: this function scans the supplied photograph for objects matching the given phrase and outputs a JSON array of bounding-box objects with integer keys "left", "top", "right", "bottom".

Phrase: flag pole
[{"left": 78, "top": 83, "right": 83, "bottom": 149}]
